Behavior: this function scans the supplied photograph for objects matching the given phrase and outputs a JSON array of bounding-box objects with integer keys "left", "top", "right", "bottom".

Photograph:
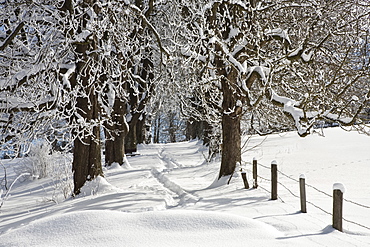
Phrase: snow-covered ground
[{"left": 1, "top": 127, "right": 370, "bottom": 246}]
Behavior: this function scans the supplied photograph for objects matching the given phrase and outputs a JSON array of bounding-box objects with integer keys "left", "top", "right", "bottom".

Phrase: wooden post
[
  {"left": 333, "top": 183, "right": 345, "bottom": 232},
  {"left": 253, "top": 158, "right": 258, "bottom": 188},
  {"left": 271, "top": 160, "right": 277, "bottom": 200},
  {"left": 241, "top": 172, "right": 249, "bottom": 189},
  {"left": 299, "top": 174, "right": 307, "bottom": 213}
]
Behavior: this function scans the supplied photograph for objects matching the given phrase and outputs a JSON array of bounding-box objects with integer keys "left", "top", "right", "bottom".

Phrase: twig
[
  {"left": 0, "top": 172, "right": 31, "bottom": 209},
  {"left": 1, "top": 163, "right": 8, "bottom": 190}
]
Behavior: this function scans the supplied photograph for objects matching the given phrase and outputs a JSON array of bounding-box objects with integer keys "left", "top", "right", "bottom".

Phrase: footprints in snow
[
  {"left": 149, "top": 147, "right": 200, "bottom": 208},
  {"left": 151, "top": 168, "right": 199, "bottom": 207}
]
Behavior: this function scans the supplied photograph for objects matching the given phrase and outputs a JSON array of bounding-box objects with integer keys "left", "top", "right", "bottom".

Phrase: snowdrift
[{"left": 0, "top": 210, "right": 283, "bottom": 247}]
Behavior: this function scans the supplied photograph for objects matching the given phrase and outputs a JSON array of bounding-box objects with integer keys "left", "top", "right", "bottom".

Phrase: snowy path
[
  {"left": 1, "top": 128, "right": 370, "bottom": 246},
  {"left": 150, "top": 155, "right": 200, "bottom": 207}
]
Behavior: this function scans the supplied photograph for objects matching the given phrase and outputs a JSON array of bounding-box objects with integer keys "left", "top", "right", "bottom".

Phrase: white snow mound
[
  {"left": 0, "top": 210, "right": 282, "bottom": 247},
  {"left": 78, "top": 176, "right": 123, "bottom": 196}
]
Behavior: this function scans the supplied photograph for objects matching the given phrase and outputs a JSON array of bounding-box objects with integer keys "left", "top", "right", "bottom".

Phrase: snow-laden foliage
[
  {"left": 171, "top": 0, "right": 370, "bottom": 137},
  {"left": 0, "top": 0, "right": 171, "bottom": 194},
  {"left": 162, "top": 0, "right": 370, "bottom": 179},
  {"left": 0, "top": 0, "right": 166, "bottom": 152}
]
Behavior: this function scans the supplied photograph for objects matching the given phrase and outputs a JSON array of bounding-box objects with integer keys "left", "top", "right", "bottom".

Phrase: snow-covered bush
[
  {"left": 48, "top": 153, "right": 73, "bottom": 201},
  {"left": 13, "top": 142, "right": 73, "bottom": 201},
  {"left": 14, "top": 143, "right": 51, "bottom": 180}
]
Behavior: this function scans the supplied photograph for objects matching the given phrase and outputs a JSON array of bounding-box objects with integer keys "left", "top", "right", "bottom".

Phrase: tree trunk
[
  {"left": 153, "top": 115, "right": 161, "bottom": 143},
  {"left": 218, "top": 65, "right": 242, "bottom": 179},
  {"left": 185, "top": 118, "right": 197, "bottom": 140},
  {"left": 168, "top": 111, "right": 177, "bottom": 143},
  {"left": 72, "top": 89, "right": 103, "bottom": 195},
  {"left": 136, "top": 116, "right": 147, "bottom": 144},
  {"left": 72, "top": 128, "right": 102, "bottom": 195},
  {"left": 104, "top": 98, "right": 128, "bottom": 166},
  {"left": 71, "top": 0, "right": 103, "bottom": 195},
  {"left": 219, "top": 110, "right": 241, "bottom": 179},
  {"left": 125, "top": 123, "right": 137, "bottom": 154},
  {"left": 105, "top": 131, "right": 126, "bottom": 165}
]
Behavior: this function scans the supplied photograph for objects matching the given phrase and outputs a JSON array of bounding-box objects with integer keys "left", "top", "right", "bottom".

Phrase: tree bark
[
  {"left": 136, "top": 115, "right": 148, "bottom": 144},
  {"left": 215, "top": 43, "right": 243, "bottom": 179},
  {"left": 72, "top": 89, "right": 103, "bottom": 195},
  {"left": 125, "top": 122, "right": 137, "bottom": 153},
  {"left": 104, "top": 98, "right": 128, "bottom": 166},
  {"left": 72, "top": 126, "right": 102, "bottom": 195},
  {"left": 219, "top": 94, "right": 242, "bottom": 179},
  {"left": 153, "top": 115, "right": 161, "bottom": 143},
  {"left": 168, "top": 111, "right": 177, "bottom": 143},
  {"left": 125, "top": 0, "right": 154, "bottom": 152},
  {"left": 71, "top": 0, "right": 103, "bottom": 195}
]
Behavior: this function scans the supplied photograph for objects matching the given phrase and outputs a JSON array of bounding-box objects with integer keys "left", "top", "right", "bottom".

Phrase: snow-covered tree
[
  {"left": 0, "top": 1, "right": 65, "bottom": 158},
  {"left": 123, "top": 0, "right": 156, "bottom": 154},
  {"left": 171, "top": 0, "right": 370, "bottom": 180},
  {"left": 0, "top": 0, "right": 169, "bottom": 195},
  {"left": 151, "top": 92, "right": 187, "bottom": 144}
]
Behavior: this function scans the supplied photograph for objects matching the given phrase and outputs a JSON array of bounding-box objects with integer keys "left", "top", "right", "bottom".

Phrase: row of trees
[
  {"left": 1, "top": 0, "right": 370, "bottom": 195},
  {"left": 0, "top": 0, "right": 167, "bottom": 195},
  {"left": 176, "top": 0, "right": 370, "bottom": 178}
]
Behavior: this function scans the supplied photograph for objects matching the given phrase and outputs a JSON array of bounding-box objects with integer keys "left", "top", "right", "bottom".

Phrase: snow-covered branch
[
  {"left": 268, "top": 88, "right": 312, "bottom": 136},
  {"left": 0, "top": 22, "right": 25, "bottom": 51},
  {"left": 128, "top": 4, "right": 170, "bottom": 58}
]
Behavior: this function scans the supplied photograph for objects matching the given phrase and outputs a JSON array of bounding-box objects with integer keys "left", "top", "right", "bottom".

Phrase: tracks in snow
[{"left": 150, "top": 146, "right": 200, "bottom": 208}]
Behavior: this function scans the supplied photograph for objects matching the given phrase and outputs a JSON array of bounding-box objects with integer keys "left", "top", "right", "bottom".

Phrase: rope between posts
[
  {"left": 342, "top": 218, "right": 370, "bottom": 231},
  {"left": 250, "top": 162, "right": 370, "bottom": 231},
  {"left": 256, "top": 183, "right": 285, "bottom": 203},
  {"left": 255, "top": 172, "right": 370, "bottom": 231},
  {"left": 256, "top": 162, "right": 370, "bottom": 209}
]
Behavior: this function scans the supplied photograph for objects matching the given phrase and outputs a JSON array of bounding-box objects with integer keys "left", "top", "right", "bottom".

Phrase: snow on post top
[
  {"left": 253, "top": 157, "right": 257, "bottom": 161},
  {"left": 299, "top": 174, "right": 305, "bottom": 179},
  {"left": 333, "top": 183, "right": 346, "bottom": 193},
  {"left": 271, "top": 160, "right": 277, "bottom": 165}
]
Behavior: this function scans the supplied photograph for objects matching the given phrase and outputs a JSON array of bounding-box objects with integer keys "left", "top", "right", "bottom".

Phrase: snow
[
  {"left": 245, "top": 65, "right": 270, "bottom": 84},
  {"left": 288, "top": 45, "right": 303, "bottom": 57},
  {"left": 0, "top": 210, "right": 281, "bottom": 247},
  {"left": 265, "top": 28, "right": 291, "bottom": 45},
  {"left": 270, "top": 89, "right": 309, "bottom": 135},
  {"left": 228, "top": 27, "right": 240, "bottom": 41},
  {"left": 211, "top": 37, "right": 246, "bottom": 74},
  {"left": 333, "top": 183, "right": 346, "bottom": 194},
  {"left": 301, "top": 49, "right": 314, "bottom": 62},
  {"left": 1, "top": 128, "right": 370, "bottom": 246},
  {"left": 73, "top": 30, "right": 91, "bottom": 43},
  {"left": 60, "top": 63, "right": 76, "bottom": 90},
  {"left": 78, "top": 176, "right": 124, "bottom": 196},
  {"left": 352, "top": 96, "right": 359, "bottom": 101}
]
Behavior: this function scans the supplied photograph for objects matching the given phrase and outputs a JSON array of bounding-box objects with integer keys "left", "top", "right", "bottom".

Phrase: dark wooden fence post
[
  {"left": 241, "top": 171, "right": 249, "bottom": 189},
  {"left": 253, "top": 158, "right": 258, "bottom": 188},
  {"left": 299, "top": 174, "right": 307, "bottom": 213},
  {"left": 271, "top": 160, "right": 277, "bottom": 200},
  {"left": 333, "top": 183, "right": 345, "bottom": 232}
]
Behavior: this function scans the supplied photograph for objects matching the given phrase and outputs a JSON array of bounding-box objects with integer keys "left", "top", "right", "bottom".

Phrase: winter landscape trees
[
  {"left": 1, "top": 0, "right": 370, "bottom": 195},
  {"left": 0, "top": 0, "right": 169, "bottom": 194},
  {"left": 171, "top": 0, "right": 370, "bottom": 179}
]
